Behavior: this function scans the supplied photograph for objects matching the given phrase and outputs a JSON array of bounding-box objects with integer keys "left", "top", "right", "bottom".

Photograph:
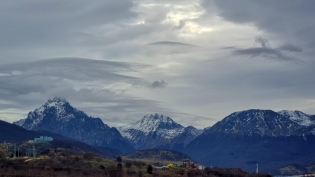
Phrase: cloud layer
[{"left": 1, "top": 0, "right": 315, "bottom": 128}]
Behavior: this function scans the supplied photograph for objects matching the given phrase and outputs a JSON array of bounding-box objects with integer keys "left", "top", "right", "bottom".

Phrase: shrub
[
  {"left": 126, "top": 169, "right": 137, "bottom": 176},
  {"left": 83, "top": 152, "right": 95, "bottom": 161},
  {"left": 147, "top": 165, "right": 153, "bottom": 174},
  {"left": 125, "top": 160, "right": 132, "bottom": 168},
  {"left": 0, "top": 152, "right": 5, "bottom": 159},
  {"left": 176, "top": 169, "right": 185, "bottom": 176},
  {"left": 74, "top": 156, "right": 80, "bottom": 162},
  {"left": 99, "top": 165, "right": 106, "bottom": 169},
  {"left": 116, "top": 156, "right": 122, "bottom": 163},
  {"left": 138, "top": 171, "right": 143, "bottom": 177},
  {"left": 117, "top": 163, "right": 123, "bottom": 171}
]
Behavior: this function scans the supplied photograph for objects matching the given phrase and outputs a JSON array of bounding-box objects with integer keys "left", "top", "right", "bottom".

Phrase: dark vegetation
[
  {"left": 123, "top": 149, "right": 193, "bottom": 161},
  {"left": 0, "top": 148, "right": 272, "bottom": 177}
]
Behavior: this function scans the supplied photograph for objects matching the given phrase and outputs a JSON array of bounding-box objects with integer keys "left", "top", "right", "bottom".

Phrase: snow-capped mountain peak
[
  {"left": 278, "top": 110, "right": 315, "bottom": 126},
  {"left": 44, "top": 97, "right": 68, "bottom": 107},
  {"left": 121, "top": 113, "right": 183, "bottom": 135},
  {"left": 207, "top": 109, "right": 315, "bottom": 137},
  {"left": 13, "top": 98, "right": 134, "bottom": 153},
  {"left": 118, "top": 114, "right": 204, "bottom": 149},
  {"left": 14, "top": 97, "right": 88, "bottom": 130}
]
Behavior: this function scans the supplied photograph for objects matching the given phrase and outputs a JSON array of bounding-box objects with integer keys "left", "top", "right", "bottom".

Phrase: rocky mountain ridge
[
  {"left": 118, "top": 113, "right": 204, "bottom": 150},
  {"left": 204, "top": 109, "right": 315, "bottom": 137},
  {"left": 13, "top": 97, "right": 134, "bottom": 153}
]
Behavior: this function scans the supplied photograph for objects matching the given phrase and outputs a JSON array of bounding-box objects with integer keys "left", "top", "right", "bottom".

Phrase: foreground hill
[
  {"left": 118, "top": 113, "right": 203, "bottom": 151},
  {"left": 0, "top": 119, "right": 73, "bottom": 142},
  {"left": 123, "top": 149, "right": 193, "bottom": 162},
  {"left": 14, "top": 97, "right": 134, "bottom": 153},
  {"left": 0, "top": 119, "right": 38, "bottom": 142},
  {"left": 184, "top": 109, "right": 315, "bottom": 174}
]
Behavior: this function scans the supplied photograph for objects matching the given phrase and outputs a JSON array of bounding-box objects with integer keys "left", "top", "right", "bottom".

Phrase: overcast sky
[{"left": 1, "top": 0, "right": 315, "bottom": 128}]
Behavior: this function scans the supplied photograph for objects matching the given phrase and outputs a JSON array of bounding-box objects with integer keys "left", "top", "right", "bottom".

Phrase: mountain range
[
  {"left": 5, "top": 98, "right": 315, "bottom": 174},
  {"left": 13, "top": 97, "right": 134, "bottom": 153},
  {"left": 118, "top": 113, "right": 203, "bottom": 151},
  {"left": 184, "top": 109, "right": 315, "bottom": 173}
]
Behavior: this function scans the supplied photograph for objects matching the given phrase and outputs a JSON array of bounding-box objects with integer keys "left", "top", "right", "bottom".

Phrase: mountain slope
[
  {"left": 278, "top": 110, "right": 315, "bottom": 127},
  {"left": 184, "top": 109, "right": 315, "bottom": 174},
  {"left": 206, "top": 109, "right": 315, "bottom": 137},
  {"left": 118, "top": 114, "right": 203, "bottom": 150},
  {"left": 0, "top": 119, "right": 38, "bottom": 142},
  {"left": 14, "top": 97, "right": 134, "bottom": 153}
]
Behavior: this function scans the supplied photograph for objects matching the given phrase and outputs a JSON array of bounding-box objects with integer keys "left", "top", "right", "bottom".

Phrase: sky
[{"left": 1, "top": 0, "right": 315, "bottom": 128}]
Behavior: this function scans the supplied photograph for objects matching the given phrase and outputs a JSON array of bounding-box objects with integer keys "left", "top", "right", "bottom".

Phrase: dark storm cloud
[{"left": 150, "top": 80, "right": 168, "bottom": 89}]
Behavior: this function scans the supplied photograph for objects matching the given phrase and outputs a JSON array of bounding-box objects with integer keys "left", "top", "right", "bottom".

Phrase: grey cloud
[
  {"left": 173, "top": 20, "right": 187, "bottom": 30},
  {"left": 221, "top": 46, "right": 238, "bottom": 50},
  {"left": 228, "top": 37, "right": 302, "bottom": 62},
  {"left": 205, "top": 0, "right": 315, "bottom": 50},
  {"left": 0, "top": 58, "right": 151, "bottom": 99},
  {"left": 149, "top": 41, "right": 199, "bottom": 47},
  {"left": 255, "top": 37, "right": 269, "bottom": 48},
  {"left": 278, "top": 43, "right": 303, "bottom": 53},
  {"left": 0, "top": 0, "right": 137, "bottom": 51},
  {"left": 150, "top": 80, "right": 168, "bottom": 89},
  {"left": 233, "top": 47, "right": 301, "bottom": 62}
]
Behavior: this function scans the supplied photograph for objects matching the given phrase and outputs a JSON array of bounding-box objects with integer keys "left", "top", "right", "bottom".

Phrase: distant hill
[
  {"left": 92, "top": 146, "right": 122, "bottom": 159},
  {"left": 123, "top": 149, "right": 193, "bottom": 162},
  {"left": 0, "top": 119, "right": 38, "bottom": 142},
  {"left": 0, "top": 119, "right": 78, "bottom": 143},
  {"left": 50, "top": 140, "right": 103, "bottom": 156}
]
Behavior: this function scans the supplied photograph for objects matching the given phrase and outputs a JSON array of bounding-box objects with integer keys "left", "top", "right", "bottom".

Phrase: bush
[
  {"left": 147, "top": 165, "right": 153, "bottom": 174},
  {"left": 0, "top": 152, "right": 5, "bottom": 159},
  {"left": 99, "top": 165, "right": 105, "bottom": 169},
  {"left": 176, "top": 169, "right": 185, "bottom": 176},
  {"left": 74, "top": 156, "right": 80, "bottom": 162},
  {"left": 117, "top": 163, "right": 123, "bottom": 171},
  {"left": 116, "top": 156, "right": 122, "bottom": 163},
  {"left": 125, "top": 160, "right": 132, "bottom": 168},
  {"left": 138, "top": 171, "right": 143, "bottom": 177},
  {"left": 126, "top": 169, "right": 137, "bottom": 176},
  {"left": 83, "top": 152, "right": 95, "bottom": 161}
]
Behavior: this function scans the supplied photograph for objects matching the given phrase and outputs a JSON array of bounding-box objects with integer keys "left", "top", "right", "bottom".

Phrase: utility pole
[{"left": 17, "top": 146, "right": 20, "bottom": 158}]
